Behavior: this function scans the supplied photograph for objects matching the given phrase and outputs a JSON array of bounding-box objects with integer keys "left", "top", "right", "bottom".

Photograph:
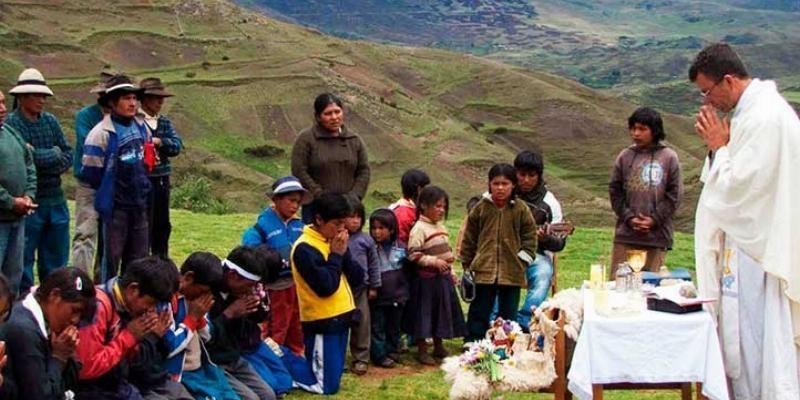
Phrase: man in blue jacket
[{"left": 81, "top": 75, "right": 152, "bottom": 282}]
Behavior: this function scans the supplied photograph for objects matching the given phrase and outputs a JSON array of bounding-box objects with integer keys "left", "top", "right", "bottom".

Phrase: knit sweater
[
  {"left": 290, "top": 123, "right": 370, "bottom": 199},
  {"left": 0, "top": 124, "right": 37, "bottom": 221},
  {"left": 408, "top": 216, "right": 455, "bottom": 279},
  {"left": 4, "top": 110, "right": 71, "bottom": 205}
]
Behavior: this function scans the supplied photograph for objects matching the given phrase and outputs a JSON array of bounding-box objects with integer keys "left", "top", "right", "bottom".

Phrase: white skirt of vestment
[{"left": 719, "top": 238, "right": 800, "bottom": 400}]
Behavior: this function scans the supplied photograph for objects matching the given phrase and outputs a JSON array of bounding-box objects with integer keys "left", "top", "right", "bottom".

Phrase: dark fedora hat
[{"left": 140, "top": 77, "right": 174, "bottom": 97}]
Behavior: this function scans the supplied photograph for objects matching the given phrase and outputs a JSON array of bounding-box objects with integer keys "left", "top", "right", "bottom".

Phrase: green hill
[
  {"left": 242, "top": 0, "right": 800, "bottom": 115},
  {"left": 0, "top": 0, "right": 706, "bottom": 230}
]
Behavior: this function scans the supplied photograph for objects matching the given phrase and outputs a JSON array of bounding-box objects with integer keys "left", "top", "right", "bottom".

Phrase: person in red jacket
[
  {"left": 389, "top": 169, "right": 430, "bottom": 248},
  {"left": 75, "top": 256, "right": 181, "bottom": 399}
]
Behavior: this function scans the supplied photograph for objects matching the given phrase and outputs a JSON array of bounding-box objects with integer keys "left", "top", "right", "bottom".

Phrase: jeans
[
  {"left": 370, "top": 302, "right": 404, "bottom": 363},
  {"left": 517, "top": 253, "right": 554, "bottom": 328},
  {"left": 21, "top": 201, "right": 70, "bottom": 293},
  {"left": 0, "top": 220, "right": 25, "bottom": 294}
]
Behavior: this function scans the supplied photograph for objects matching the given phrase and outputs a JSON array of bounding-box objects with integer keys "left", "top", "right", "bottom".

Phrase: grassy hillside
[
  {"left": 0, "top": 0, "right": 706, "bottom": 230},
  {"left": 243, "top": 0, "right": 800, "bottom": 115}
]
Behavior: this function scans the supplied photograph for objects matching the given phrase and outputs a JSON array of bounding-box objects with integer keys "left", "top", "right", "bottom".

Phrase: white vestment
[{"left": 695, "top": 79, "right": 800, "bottom": 399}]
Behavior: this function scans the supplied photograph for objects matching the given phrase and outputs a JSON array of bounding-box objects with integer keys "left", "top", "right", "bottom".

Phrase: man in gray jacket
[{"left": 0, "top": 89, "right": 37, "bottom": 293}]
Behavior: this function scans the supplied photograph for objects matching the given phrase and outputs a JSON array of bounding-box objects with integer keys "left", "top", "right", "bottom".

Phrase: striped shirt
[{"left": 408, "top": 215, "right": 454, "bottom": 278}]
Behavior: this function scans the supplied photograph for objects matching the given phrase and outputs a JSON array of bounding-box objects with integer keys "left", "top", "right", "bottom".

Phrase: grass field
[{"left": 163, "top": 206, "right": 696, "bottom": 400}]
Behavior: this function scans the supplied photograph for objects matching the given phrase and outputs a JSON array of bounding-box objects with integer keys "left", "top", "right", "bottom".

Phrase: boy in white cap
[
  {"left": 4, "top": 68, "right": 72, "bottom": 294},
  {"left": 242, "top": 176, "right": 308, "bottom": 355}
]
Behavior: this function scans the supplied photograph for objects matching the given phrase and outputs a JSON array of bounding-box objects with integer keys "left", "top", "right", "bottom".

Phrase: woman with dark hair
[
  {"left": 291, "top": 93, "right": 371, "bottom": 223},
  {"left": 608, "top": 107, "right": 683, "bottom": 276},
  {"left": 0, "top": 267, "right": 95, "bottom": 399}
]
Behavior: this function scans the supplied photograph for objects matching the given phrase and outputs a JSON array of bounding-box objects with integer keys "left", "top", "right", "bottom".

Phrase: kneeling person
[{"left": 76, "top": 256, "right": 182, "bottom": 399}]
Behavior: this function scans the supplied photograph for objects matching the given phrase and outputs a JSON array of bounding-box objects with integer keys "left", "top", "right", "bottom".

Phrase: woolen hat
[
  {"left": 140, "top": 77, "right": 174, "bottom": 97},
  {"left": 9, "top": 68, "right": 54, "bottom": 96}
]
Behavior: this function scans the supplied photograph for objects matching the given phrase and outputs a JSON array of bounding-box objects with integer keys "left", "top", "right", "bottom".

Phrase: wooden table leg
[
  {"left": 696, "top": 383, "right": 707, "bottom": 400},
  {"left": 592, "top": 384, "right": 604, "bottom": 400},
  {"left": 680, "top": 383, "right": 692, "bottom": 400}
]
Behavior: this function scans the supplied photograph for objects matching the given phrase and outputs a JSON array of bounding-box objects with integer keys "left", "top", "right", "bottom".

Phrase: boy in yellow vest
[{"left": 284, "top": 193, "right": 364, "bottom": 395}]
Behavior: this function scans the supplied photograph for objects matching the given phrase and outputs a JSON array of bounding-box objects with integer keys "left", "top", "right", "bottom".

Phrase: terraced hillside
[
  {"left": 243, "top": 0, "right": 800, "bottom": 115},
  {"left": 0, "top": 0, "right": 706, "bottom": 230}
]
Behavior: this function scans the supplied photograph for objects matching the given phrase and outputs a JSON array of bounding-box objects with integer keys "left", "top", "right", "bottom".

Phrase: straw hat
[
  {"left": 140, "top": 77, "right": 174, "bottom": 97},
  {"left": 9, "top": 68, "right": 54, "bottom": 96}
]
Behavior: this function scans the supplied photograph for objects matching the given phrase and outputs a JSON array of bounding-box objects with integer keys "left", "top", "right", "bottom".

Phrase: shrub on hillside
[{"left": 171, "top": 175, "right": 231, "bottom": 214}]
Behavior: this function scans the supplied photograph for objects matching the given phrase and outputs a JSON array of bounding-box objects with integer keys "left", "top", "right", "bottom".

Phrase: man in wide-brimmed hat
[
  {"left": 80, "top": 74, "right": 152, "bottom": 283},
  {"left": 71, "top": 70, "right": 115, "bottom": 276},
  {"left": 138, "top": 77, "right": 183, "bottom": 259},
  {"left": 0, "top": 89, "right": 37, "bottom": 294},
  {"left": 5, "top": 68, "right": 72, "bottom": 294}
]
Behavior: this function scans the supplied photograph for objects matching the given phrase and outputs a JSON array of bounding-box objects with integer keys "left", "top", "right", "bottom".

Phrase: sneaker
[
  {"left": 377, "top": 357, "right": 396, "bottom": 368},
  {"left": 352, "top": 361, "right": 368, "bottom": 375},
  {"left": 387, "top": 352, "right": 402, "bottom": 363},
  {"left": 417, "top": 353, "right": 437, "bottom": 366}
]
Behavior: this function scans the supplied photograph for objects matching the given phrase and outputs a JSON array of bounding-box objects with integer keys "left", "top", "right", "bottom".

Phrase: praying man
[{"left": 691, "top": 43, "right": 800, "bottom": 399}]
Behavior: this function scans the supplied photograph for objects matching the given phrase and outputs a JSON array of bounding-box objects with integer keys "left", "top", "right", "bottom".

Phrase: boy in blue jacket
[{"left": 242, "top": 176, "right": 308, "bottom": 355}]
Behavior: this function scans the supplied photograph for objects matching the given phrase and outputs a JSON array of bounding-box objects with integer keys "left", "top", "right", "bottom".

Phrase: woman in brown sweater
[{"left": 291, "top": 93, "right": 371, "bottom": 223}]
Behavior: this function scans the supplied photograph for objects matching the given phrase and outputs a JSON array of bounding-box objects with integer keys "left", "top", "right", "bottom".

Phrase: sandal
[
  {"left": 352, "top": 361, "right": 369, "bottom": 375},
  {"left": 377, "top": 357, "right": 396, "bottom": 368}
]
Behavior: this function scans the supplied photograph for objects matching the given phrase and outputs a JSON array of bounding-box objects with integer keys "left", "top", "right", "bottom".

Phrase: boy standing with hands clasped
[{"left": 242, "top": 176, "right": 308, "bottom": 355}]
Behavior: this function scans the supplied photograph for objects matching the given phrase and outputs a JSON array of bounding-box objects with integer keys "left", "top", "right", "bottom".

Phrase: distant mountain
[
  {"left": 239, "top": 0, "right": 800, "bottom": 115},
  {"left": 0, "top": 0, "right": 707, "bottom": 230}
]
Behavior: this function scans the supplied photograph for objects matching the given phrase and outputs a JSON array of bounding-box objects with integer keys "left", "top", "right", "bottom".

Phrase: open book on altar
[{"left": 646, "top": 284, "right": 717, "bottom": 313}]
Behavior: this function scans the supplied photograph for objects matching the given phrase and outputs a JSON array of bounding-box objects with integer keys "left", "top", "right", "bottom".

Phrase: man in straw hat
[
  {"left": 5, "top": 68, "right": 72, "bottom": 294},
  {"left": 71, "top": 70, "right": 114, "bottom": 276},
  {"left": 0, "top": 89, "right": 37, "bottom": 294},
  {"left": 80, "top": 74, "right": 153, "bottom": 282},
  {"left": 138, "top": 77, "right": 183, "bottom": 259}
]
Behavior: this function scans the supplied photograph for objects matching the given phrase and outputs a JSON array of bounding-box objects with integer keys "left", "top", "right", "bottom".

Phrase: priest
[{"left": 691, "top": 43, "right": 800, "bottom": 399}]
